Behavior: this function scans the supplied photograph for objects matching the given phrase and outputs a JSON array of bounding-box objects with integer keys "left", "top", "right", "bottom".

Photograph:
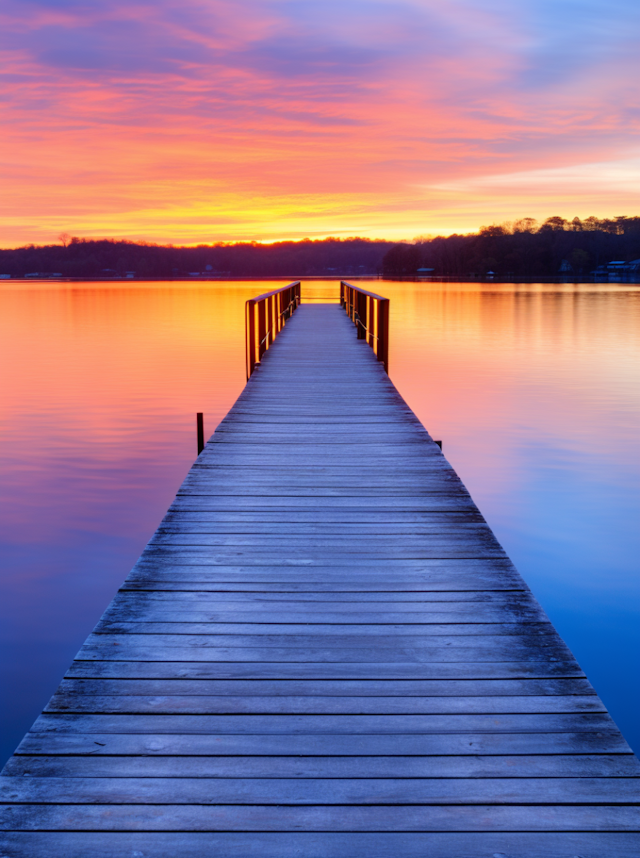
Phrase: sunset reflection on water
[{"left": 1, "top": 279, "right": 639, "bottom": 764}]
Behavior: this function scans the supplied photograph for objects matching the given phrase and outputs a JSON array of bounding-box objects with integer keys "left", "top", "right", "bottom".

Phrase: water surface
[{"left": 1, "top": 279, "right": 639, "bottom": 765}]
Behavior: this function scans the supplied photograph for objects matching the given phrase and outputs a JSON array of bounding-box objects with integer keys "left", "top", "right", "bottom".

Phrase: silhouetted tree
[{"left": 381, "top": 215, "right": 640, "bottom": 280}]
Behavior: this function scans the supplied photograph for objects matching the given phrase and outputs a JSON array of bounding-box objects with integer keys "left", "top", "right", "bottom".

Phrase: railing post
[
  {"left": 378, "top": 297, "right": 390, "bottom": 373},
  {"left": 371, "top": 297, "right": 376, "bottom": 348},
  {"left": 246, "top": 299, "right": 256, "bottom": 380},
  {"left": 339, "top": 280, "right": 389, "bottom": 374},
  {"left": 245, "top": 282, "right": 301, "bottom": 378},
  {"left": 258, "top": 299, "right": 267, "bottom": 361},
  {"left": 357, "top": 290, "right": 366, "bottom": 339}
]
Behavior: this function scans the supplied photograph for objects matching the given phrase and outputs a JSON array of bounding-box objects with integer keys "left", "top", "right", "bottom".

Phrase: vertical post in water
[{"left": 197, "top": 413, "right": 204, "bottom": 456}]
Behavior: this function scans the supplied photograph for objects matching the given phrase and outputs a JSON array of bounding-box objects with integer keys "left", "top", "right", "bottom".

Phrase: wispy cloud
[{"left": 435, "top": 158, "right": 640, "bottom": 195}]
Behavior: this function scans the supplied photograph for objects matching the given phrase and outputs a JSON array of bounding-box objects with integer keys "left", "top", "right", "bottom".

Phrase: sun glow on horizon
[{"left": 1, "top": 0, "right": 639, "bottom": 246}]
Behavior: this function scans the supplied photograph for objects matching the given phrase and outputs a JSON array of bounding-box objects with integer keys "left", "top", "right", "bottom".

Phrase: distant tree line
[
  {"left": 0, "top": 237, "right": 394, "bottom": 279},
  {"left": 1, "top": 216, "right": 639, "bottom": 280},
  {"left": 382, "top": 216, "right": 640, "bottom": 279}
]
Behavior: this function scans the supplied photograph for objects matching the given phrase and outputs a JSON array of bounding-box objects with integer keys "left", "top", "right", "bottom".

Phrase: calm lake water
[{"left": 1, "top": 279, "right": 639, "bottom": 766}]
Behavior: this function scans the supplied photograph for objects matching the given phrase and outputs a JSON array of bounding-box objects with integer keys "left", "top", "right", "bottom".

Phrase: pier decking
[{"left": 1, "top": 300, "right": 639, "bottom": 856}]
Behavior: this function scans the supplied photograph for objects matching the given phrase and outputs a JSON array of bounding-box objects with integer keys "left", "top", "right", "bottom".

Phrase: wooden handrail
[
  {"left": 340, "top": 280, "right": 389, "bottom": 373},
  {"left": 245, "top": 281, "right": 301, "bottom": 379}
]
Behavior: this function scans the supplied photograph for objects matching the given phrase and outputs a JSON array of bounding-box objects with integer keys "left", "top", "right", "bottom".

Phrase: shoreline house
[
  {"left": 416, "top": 266, "right": 435, "bottom": 279},
  {"left": 592, "top": 259, "right": 640, "bottom": 282}
]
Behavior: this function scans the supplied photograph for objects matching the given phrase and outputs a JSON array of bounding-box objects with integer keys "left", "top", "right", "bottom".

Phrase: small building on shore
[{"left": 592, "top": 260, "right": 640, "bottom": 282}]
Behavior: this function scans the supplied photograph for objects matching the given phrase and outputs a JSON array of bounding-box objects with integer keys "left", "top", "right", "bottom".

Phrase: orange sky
[{"left": 1, "top": 0, "right": 640, "bottom": 246}]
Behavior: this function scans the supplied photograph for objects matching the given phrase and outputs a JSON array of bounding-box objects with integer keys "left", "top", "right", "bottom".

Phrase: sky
[{"left": 1, "top": 0, "right": 640, "bottom": 246}]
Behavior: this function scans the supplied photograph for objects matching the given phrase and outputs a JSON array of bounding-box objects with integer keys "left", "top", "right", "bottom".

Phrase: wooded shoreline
[{"left": 2, "top": 216, "right": 640, "bottom": 281}]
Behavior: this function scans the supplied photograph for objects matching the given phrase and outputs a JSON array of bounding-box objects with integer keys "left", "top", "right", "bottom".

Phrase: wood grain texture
[
  {"left": 2, "top": 832, "right": 640, "bottom": 858},
  {"left": 1, "top": 303, "right": 637, "bottom": 856}
]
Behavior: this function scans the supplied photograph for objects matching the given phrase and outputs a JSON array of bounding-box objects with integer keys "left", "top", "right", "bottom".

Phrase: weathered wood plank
[
  {"left": 2, "top": 832, "right": 639, "bottom": 858},
  {"left": 169, "top": 497, "right": 480, "bottom": 511},
  {"left": 85, "top": 622, "right": 566, "bottom": 639},
  {"left": 75, "top": 643, "right": 575, "bottom": 663},
  {"left": 110, "top": 587, "right": 530, "bottom": 602},
  {"left": 160, "top": 510, "right": 487, "bottom": 522},
  {"left": 14, "top": 730, "right": 632, "bottom": 757},
  {"left": 119, "top": 581, "right": 528, "bottom": 592},
  {"left": 130, "top": 556, "right": 519, "bottom": 569},
  {"left": 156, "top": 519, "right": 492, "bottom": 530},
  {"left": 6, "top": 753, "right": 638, "bottom": 779},
  {"left": 102, "top": 605, "right": 549, "bottom": 622},
  {"left": 29, "top": 712, "right": 619, "bottom": 734},
  {"left": 0, "top": 828, "right": 640, "bottom": 858},
  {"left": 93, "top": 622, "right": 557, "bottom": 637},
  {"left": 55, "top": 676, "right": 597, "bottom": 696},
  {"left": 65, "top": 659, "right": 586, "bottom": 680},
  {"left": 3, "top": 775, "right": 640, "bottom": 805},
  {"left": 44, "top": 693, "right": 606, "bottom": 715}
]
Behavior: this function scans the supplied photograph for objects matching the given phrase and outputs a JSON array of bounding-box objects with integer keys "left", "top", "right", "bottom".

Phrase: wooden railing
[
  {"left": 246, "top": 281, "right": 301, "bottom": 379},
  {"left": 340, "top": 281, "right": 390, "bottom": 373}
]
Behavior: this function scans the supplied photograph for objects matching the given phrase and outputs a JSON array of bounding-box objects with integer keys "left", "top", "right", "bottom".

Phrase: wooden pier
[{"left": 1, "top": 288, "right": 639, "bottom": 857}]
